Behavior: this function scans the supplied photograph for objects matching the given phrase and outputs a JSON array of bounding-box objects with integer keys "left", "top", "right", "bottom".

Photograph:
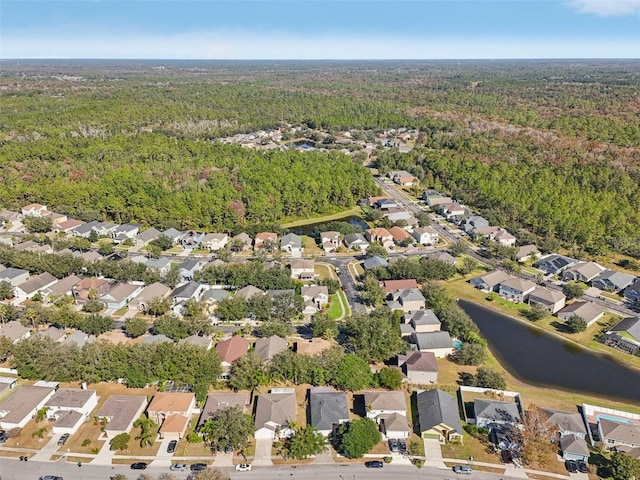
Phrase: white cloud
[
  {"left": 1, "top": 30, "right": 637, "bottom": 59},
  {"left": 567, "top": 0, "right": 640, "bottom": 16}
]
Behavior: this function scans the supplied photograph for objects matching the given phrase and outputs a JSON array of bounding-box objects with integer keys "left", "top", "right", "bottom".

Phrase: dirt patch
[{"left": 3, "top": 418, "right": 53, "bottom": 450}]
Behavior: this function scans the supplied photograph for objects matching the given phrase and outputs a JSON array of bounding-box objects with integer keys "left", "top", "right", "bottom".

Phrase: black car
[
  {"left": 0, "top": 430, "right": 7, "bottom": 443},
  {"left": 388, "top": 438, "right": 399, "bottom": 453},
  {"left": 167, "top": 440, "right": 177, "bottom": 453},
  {"left": 398, "top": 438, "right": 407, "bottom": 453},
  {"left": 364, "top": 460, "right": 384, "bottom": 468},
  {"left": 131, "top": 462, "right": 148, "bottom": 470},
  {"left": 565, "top": 460, "right": 578, "bottom": 473},
  {"left": 577, "top": 460, "right": 589, "bottom": 473},
  {"left": 501, "top": 449, "right": 513, "bottom": 463},
  {"left": 191, "top": 463, "right": 207, "bottom": 471}
]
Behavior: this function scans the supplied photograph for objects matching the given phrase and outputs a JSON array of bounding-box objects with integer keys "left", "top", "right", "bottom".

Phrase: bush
[
  {"left": 463, "top": 424, "right": 478, "bottom": 435},
  {"left": 412, "top": 459, "right": 424, "bottom": 469},
  {"left": 82, "top": 438, "right": 91, "bottom": 446},
  {"left": 187, "top": 432, "right": 203, "bottom": 443},
  {"left": 383, "top": 456, "right": 392, "bottom": 463},
  {"left": 91, "top": 447, "right": 99, "bottom": 454}
]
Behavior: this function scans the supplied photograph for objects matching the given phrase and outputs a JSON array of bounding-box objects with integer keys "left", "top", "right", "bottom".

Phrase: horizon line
[{"left": 2, "top": 57, "right": 640, "bottom": 61}]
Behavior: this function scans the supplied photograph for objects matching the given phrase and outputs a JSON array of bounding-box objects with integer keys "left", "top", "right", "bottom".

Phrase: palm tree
[{"left": 133, "top": 417, "right": 156, "bottom": 448}]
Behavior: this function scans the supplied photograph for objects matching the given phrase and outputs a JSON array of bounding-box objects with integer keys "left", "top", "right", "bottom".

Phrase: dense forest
[{"left": 1, "top": 60, "right": 639, "bottom": 240}]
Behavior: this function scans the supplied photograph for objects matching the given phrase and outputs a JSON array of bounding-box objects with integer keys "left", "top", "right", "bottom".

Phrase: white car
[
  {"left": 169, "top": 463, "right": 187, "bottom": 471},
  {"left": 235, "top": 463, "right": 252, "bottom": 471}
]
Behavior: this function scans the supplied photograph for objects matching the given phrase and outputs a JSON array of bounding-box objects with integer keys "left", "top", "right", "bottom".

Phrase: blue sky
[{"left": 1, "top": 1, "right": 639, "bottom": 59}]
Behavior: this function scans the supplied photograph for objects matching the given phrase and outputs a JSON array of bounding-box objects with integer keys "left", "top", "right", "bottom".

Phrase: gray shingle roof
[
  {"left": 416, "top": 389, "right": 462, "bottom": 435},
  {"left": 474, "top": 399, "right": 521, "bottom": 425},
  {"left": 610, "top": 316, "right": 640, "bottom": 342},
  {"left": 309, "top": 389, "right": 349, "bottom": 432},
  {"left": 411, "top": 331, "right": 453, "bottom": 350}
]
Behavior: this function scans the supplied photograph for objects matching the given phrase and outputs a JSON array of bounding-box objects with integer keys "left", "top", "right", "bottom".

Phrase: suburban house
[
  {"left": 254, "top": 335, "right": 288, "bottom": 362},
  {"left": 301, "top": 285, "right": 329, "bottom": 309},
  {"left": 53, "top": 218, "right": 85, "bottom": 234},
  {"left": 111, "top": 224, "right": 140, "bottom": 244},
  {"left": 461, "top": 215, "right": 490, "bottom": 233},
  {"left": 528, "top": 287, "right": 566, "bottom": 314},
  {"left": 364, "top": 390, "right": 410, "bottom": 439},
  {"left": 0, "top": 267, "right": 30, "bottom": 287},
  {"left": 280, "top": 233, "right": 303, "bottom": 256},
  {"left": 129, "top": 282, "right": 171, "bottom": 312},
  {"left": 62, "top": 330, "right": 96, "bottom": 347},
  {"left": 343, "top": 233, "right": 369, "bottom": 252},
  {"left": 309, "top": 388, "right": 349, "bottom": 437},
  {"left": 557, "top": 301, "right": 605, "bottom": 327},
  {"left": 235, "top": 285, "right": 265, "bottom": 301},
  {"left": 320, "top": 231, "right": 341, "bottom": 253},
  {"left": 410, "top": 331, "right": 454, "bottom": 358},
  {"left": 391, "top": 170, "right": 417, "bottom": 186},
  {"left": 384, "top": 210, "right": 412, "bottom": 223},
  {"left": 178, "top": 334, "right": 213, "bottom": 350},
  {"left": 366, "top": 228, "right": 394, "bottom": 249},
  {"left": 36, "top": 326, "right": 66, "bottom": 343},
  {"left": 135, "top": 227, "right": 161, "bottom": 247},
  {"left": 535, "top": 254, "right": 579, "bottom": 276},
  {"left": 162, "top": 228, "right": 183, "bottom": 244},
  {"left": 216, "top": 336, "right": 251, "bottom": 378},
  {"left": 146, "top": 392, "right": 196, "bottom": 440},
  {"left": 171, "top": 281, "right": 205, "bottom": 305},
  {"left": 515, "top": 244, "right": 541, "bottom": 262},
  {"left": 592, "top": 270, "right": 636, "bottom": 293},
  {"left": 44, "top": 387, "right": 98, "bottom": 434},
  {"left": 397, "top": 351, "right": 438, "bottom": 384},
  {"left": 197, "top": 392, "right": 250, "bottom": 430},
  {"left": 178, "top": 258, "right": 203, "bottom": 282},
  {"left": 201, "top": 233, "right": 229, "bottom": 252},
  {"left": 625, "top": 280, "right": 640, "bottom": 305},
  {"left": 230, "top": 232, "right": 253, "bottom": 252},
  {"left": 598, "top": 418, "right": 640, "bottom": 452},
  {"left": 425, "top": 195, "right": 453, "bottom": 208},
  {"left": 41, "top": 274, "right": 82, "bottom": 300},
  {"left": 411, "top": 226, "right": 439, "bottom": 245},
  {"left": 179, "top": 230, "right": 205, "bottom": 249},
  {"left": 404, "top": 309, "right": 441, "bottom": 333},
  {"left": 382, "top": 279, "right": 419, "bottom": 294},
  {"left": 95, "top": 395, "right": 148, "bottom": 439},
  {"left": 559, "top": 434, "right": 590, "bottom": 462},
  {"left": 423, "top": 251, "right": 457, "bottom": 265},
  {"left": 254, "top": 390, "right": 297, "bottom": 440},
  {"left": 21, "top": 203, "right": 49, "bottom": 217},
  {"left": 389, "top": 226, "right": 412, "bottom": 245},
  {"left": 601, "top": 316, "right": 640, "bottom": 355},
  {"left": 0, "top": 384, "right": 57, "bottom": 429},
  {"left": 254, "top": 232, "right": 278, "bottom": 250},
  {"left": 92, "top": 222, "right": 118, "bottom": 237},
  {"left": 542, "top": 408, "right": 588, "bottom": 439},
  {"left": 439, "top": 203, "right": 466, "bottom": 220},
  {"left": 145, "top": 257, "right": 172, "bottom": 276},
  {"left": 562, "top": 261, "right": 606, "bottom": 283},
  {"left": 470, "top": 270, "right": 511, "bottom": 293},
  {"left": 13, "top": 272, "right": 58, "bottom": 301},
  {"left": 362, "top": 255, "right": 389, "bottom": 270},
  {"left": 388, "top": 288, "right": 426, "bottom": 313},
  {"left": 99, "top": 283, "right": 143, "bottom": 309},
  {"left": 140, "top": 334, "right": 174, "bottom": 345},
  {"left": 296, "top": 338, "right": 333, "bottom": 356},
  {"left": 493, "top": 229, "right": 517, "bottom": 247},
  {"left": 499, "top": 278, "right": 537, "bottom": 303},
  {"left": 72, "top": 277, "right": 110, "bottom": 305},
  {"left": 416, "top": 389, "right": 464, "bottom": 444},
  {"left": 474, "top": 399, "right": 522, "bottom": 429},
  {"left": 0, "top": 321, "right": 31, "bottom": 344},
  {"left": 290, "top": 259, "right": 315, "bottom": 280}
]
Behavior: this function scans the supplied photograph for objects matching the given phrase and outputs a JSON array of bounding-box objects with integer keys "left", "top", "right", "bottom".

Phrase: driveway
[
  {"left": 252, "top": 437, "right": 273, "bottom": 466},
  {"left": 422, "top": 438, "right": 446, "bottom": 468},
  {"left": 149, "top": 437, "right": 175, "bottom": 467}
]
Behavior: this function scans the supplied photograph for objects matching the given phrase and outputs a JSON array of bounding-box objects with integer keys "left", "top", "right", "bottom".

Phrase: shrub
[
  {"left": 91, "top": 447, "right": 99, "bottom": 454},
  {"left": 187, "top": 432, "right": 203, "bottom": 443},
  {"left": 412, "top": 459, "right": 424, "bottom": 469},
  {"left": 82, "top": 438, "right": 91, "bottom": 446},
  {"left": 383, "top": 456, "right": 392, "bottom": 463}
]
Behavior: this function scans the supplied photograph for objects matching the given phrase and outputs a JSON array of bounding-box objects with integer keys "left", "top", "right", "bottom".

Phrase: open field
[{"left": 281, "top": 207, "right": 363, "bottom": 229}]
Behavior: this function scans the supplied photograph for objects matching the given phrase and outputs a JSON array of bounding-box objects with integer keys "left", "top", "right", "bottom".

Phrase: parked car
[
  {"left": 190, "top": 463, "right": 207, "bottom": 471},
  {"left": 388, "top": 438, "right": 399, "bottom": 452},
  {"left": 130, "top": 462, "right": 148, "bottom": 470},
  {"left": 398, "top": 438, "right": 407, "bottom": 453},
  {"left": 335, "top": 268, "right": 340, "bottom": 274},
  {"left": 577, "top": 460, "right": 589, "bottom": 473},
  {"left": 224, "top": 445, "right": 234, "bottom": 454},
  {"left": 565, "top": 460, "right": 578, "bottom": 473},
  {"left": 501, "top": 449, "right": 513, "bottom": 463},
  {"left": 170, "top": 463, "right": 187, "bottom": 471},
  {"left": 0, "top": 430, "right": 8, "bottom": 443},
  {"left": 167, "top": 440, "right": 177, "bottom": 453},
  {"left": 38, "top": 476, "right": 64, "bottom": 480},
  {"left": 235, "top": 463, "right": 252, "bottom": 471},
  {"left": 453, "top": 465, "right": 473, "bottom": 474},
  {"left": 57, "top": 434, "right": 70, "bottom": 446},
  {"left": 364, "top": 460, "right": 384, "bottom": 468}
]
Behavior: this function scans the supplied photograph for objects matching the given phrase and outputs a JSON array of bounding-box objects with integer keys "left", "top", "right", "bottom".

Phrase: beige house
[
  {"left": 147, "top": 392, "right": 196, "bottom": 440},
  {"left": 528, "top": 287, "right": 566, "bottom": 314},
  {"left": 366, "top": 228, "right": 394, "bottom": 249},
  {"left": 398, "top": 351, "right": 438, "bottom": 384},
  {"left": 0, "top": 385, "right": 56, "bottom": 429},
  {"left": 129, "top": 282, "right": 172, "bottom": 312},
  {"left": 557, "top": 301, "right": 605, "bottom": 327},
  {"left": 202, "top": 233, "right": 229, "bottom": 252},
  {"left": 290, "top": 259, "right": 315, "bottom": 279}
]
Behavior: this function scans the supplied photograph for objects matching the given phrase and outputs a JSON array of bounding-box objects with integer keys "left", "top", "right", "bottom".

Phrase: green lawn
[{"left": 326, "top": 294, "right": 344, "bottom": 320}]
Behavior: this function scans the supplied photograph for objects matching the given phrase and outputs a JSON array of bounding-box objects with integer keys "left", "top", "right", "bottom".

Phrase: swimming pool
[
  {"left": 453, "top": 339, "right": 463, "bottom": 350},
  {"left": 597, "top": 414, "right": 633, "bottom": 425}
]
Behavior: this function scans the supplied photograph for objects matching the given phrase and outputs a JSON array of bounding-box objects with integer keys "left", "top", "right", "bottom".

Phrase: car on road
[
  {"left": 335, "top": 267, "right": 340, "bottom": 274},
  {"left": 170, "top": 463, "right": 187, "bottom": 471},
  {"left": 57, "top": 433, "right": 69, "bottom": 446},
  {"left": 167, "top": 439, "right": 177, "bottom": 453},
  {"left": 565, "top": 460, "right": 578, "bottom": 473},
  {"left": 0, "top": 429, "right": 7, "bottom": 443},
  {"left": 577, "top": 460, "right": 589, "bottom": 473},
  {"left": 38, "top": 476, "right": 64, "bottom": 480},
  {"left": 235, "top": 463, "right": 252, "bottom": 471},
  {"left": 191, "top": 463, "right": 207, "bottom": 471},
  {"left": 453, "top": 465, "right": 473, "bottom": 474},
  {"left": 364, "top": 460, "right": 384, "bottom": 468},
  {"left": 341, "top": 285, "right": 347, "bottom": 292},
  {"left": 131, "top": 462, "right": 148, "bottom": 470},
  {"left": 388, "top": 438, "right": 399, "bottom": 452}
]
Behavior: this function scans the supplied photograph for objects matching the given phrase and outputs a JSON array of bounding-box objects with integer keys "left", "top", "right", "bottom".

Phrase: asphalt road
[{"left": 0, "top": 457, "right": 525, "bottom": 480}]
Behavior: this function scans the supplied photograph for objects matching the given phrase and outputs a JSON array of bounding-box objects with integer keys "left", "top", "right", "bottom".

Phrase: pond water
[
  {"left": 458, "top": 300, "right": 640, "bottom": 403},
  {"left": 290, "top": 215, "right": 366, "bottom": 236}
]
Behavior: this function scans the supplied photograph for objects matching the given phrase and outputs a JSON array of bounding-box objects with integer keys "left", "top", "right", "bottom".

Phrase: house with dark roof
[
  {"left": 601, "top": 316, "right": 640, "bottom": 355},
  {"left": 542, "top": 408, "right": 587, "bottom": 439},
  {"left": 397, "top": 351, "right": 438, "bottom": 384},
  {"left": 535, "top": 254, "right": 579, "bottom": 276},
  {"left": 0, "top": 267, "right": 29, "bottom": 287},
  {"left": 162, "top": 228, "right": 183, "bottom": 244},
  {"left": 178, "top": 258, "right": 203, "bottom": 282},
  {"left": 254, "top": 390, "right": 296, "bottom": 440},
  {"left": 136, "top": 227, "right": 161, "bottom": 247},
  {"left": 474, "top": 399, "right": 522, "bottom": 430},
  {"left": 388, "top": 288, "right": 426, "bottom": 313},
  {"left": 560, "top": 433, "right": 590, "bottom": 462},
  {"left": 309, "top": 388, "right": 349, "bottom": 437},
  {"left": 111, "top": 224, "right": 140, "bottom": 244},
  {"left": 343, "top": 233, "right": 369, "bottom": 252},
  {"left": 410, "top": 331, "right": 454, "bottom": 358},
  {"left": 625, "top": 280, "right": 640, "bottom": 304},
  {"left": 171, "top": 281, "right": 205, "bottom": 305},
  {"left": 592, "top": 270, "right": 636, "bottom": 293},
  {"left": 416, "top": 389, "right": 463, "bottom": 444},
  {"left": 179, "top": 230, "right": 205, "bottom": 248}
]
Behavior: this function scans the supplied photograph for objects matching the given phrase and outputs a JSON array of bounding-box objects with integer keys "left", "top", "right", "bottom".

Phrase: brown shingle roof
[
  {"left": 215, "top": 336, "right": 250, "bottom": 363},
  {"left": 147, "top": 392, "right": 195, "bottom": 414}
]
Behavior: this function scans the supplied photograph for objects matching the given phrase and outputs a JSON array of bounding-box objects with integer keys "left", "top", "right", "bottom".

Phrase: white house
[
  {"left": 499, "top": 278, "right": 537, "bottom": 303},
  {"left": 45, "top": 388, "right": 99, "bottom": 434},
  {"left": 202, "top": 233, "right": 229, "bottom": 252},
  {"left": 411, "top": 226, "right": 439, "bottom": 245}
]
